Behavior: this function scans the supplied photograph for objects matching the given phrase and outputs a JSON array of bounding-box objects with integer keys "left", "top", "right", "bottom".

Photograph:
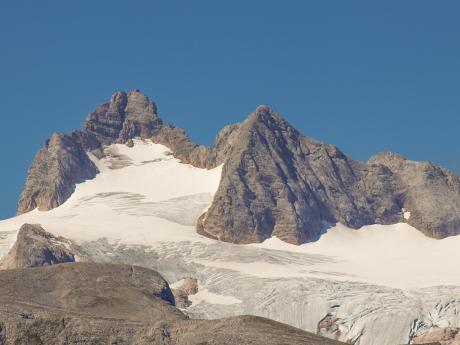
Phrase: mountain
[
  {"left": 0, "top": 132, "right": 459, "bottom": 344},
  {"left": 5, "top": 90, "right": 460, "bottom": 345},
  {"left": 17, "top": 90, "right": 460, "bottom": 243}
]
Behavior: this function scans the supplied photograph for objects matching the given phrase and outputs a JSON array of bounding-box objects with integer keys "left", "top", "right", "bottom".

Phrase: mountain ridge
[{"left": 17, "top": 90, "right": 460, "bottom": 244}]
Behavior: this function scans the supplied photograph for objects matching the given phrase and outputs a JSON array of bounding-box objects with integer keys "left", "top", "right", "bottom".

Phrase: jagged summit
[
  {"left": 368, "top": 151, "right": 407, "bottom": 164},
  {"left": 244, "top": 104, "right": 294, "bottom": 129},
  {"left": 17, "top": 91, "right": 460, "bottom": 244},
  {"left": 83, "top": 89, "right": 162, "bottom": 144}
]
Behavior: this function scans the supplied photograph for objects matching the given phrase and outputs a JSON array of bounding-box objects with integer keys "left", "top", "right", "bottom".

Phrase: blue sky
[{"left": 0, "top": 1, "right": 459, "bottom": 219}]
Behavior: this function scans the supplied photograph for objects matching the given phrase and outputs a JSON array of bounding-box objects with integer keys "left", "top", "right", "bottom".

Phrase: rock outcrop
[
  {"left": 171, "top": 277, "right": 198, "bottom": 308},
  {"left": 368, "top": 152, "right": 460, "bottom": 239},
  {"left": 0, "top": 223, "right": 80, "bottom": 269},
  {"left": 0, "top": 262, "right": 345, "bottom": 345},
  {"left": 17, "top": 133, "right": 99, "bottom": 214},
  {"left": 411, "top": 326, "right": 460, "bottom": 344},
  {"left": 17, "top": 91, "right": 460, "bottom": 244}
]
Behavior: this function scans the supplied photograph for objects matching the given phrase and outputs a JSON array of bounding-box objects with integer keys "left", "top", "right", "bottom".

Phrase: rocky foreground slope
[
  {"left": 0, "top": 257, "right": 344, "bottom": 345},
  {"left": 17, "top": 90, "right": 460, "bottom": 244}
]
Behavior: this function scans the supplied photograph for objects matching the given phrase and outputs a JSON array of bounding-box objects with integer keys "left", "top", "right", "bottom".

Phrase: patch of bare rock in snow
[{"left": 2, "top": 139, "right": 460, "bottom": 345}]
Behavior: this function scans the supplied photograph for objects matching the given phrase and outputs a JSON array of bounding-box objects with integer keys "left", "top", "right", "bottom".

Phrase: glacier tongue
[{"left": 1, "top": 139, "right": 460, "bottom": 345}]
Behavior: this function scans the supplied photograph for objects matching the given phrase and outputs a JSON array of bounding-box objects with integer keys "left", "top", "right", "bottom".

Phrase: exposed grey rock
[
  {"left": 119, "top": 90, "right": 163, "bottom": 141},
  {"left": 83, "top": 91, "right": 127, "bottom": 144},
  {"left": 83, "top": 90, "right": 162, "bottom": 144},
  {"left": 0, "top": 263, "right": 344, "bottom": 345},
  {"left": 368, "top": 152, "right": 460, "bottom": 239},
  {"left": 198, "top": 106, "right": 403, "bottom": 244},
  {"left": 0, "top": 223, "right": 79, "bottom": 269},
  {"left": 151, "top": 122, "right": 240, "bottom": 168},
  {"left": 17, "top": 132, "right": 98, "bottom": 214},
  {"left": 151, "top": 124, "right": 211, "bottom": 168}
]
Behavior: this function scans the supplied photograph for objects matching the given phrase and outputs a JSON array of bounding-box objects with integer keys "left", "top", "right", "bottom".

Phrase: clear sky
[{"left": 0, "top": 1, "right": 459, "bottom": 219}]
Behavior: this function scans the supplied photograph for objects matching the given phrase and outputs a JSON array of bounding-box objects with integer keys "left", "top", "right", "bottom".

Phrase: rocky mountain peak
[
  {"left": 17, "top": 91, "right": 460, "bottom": 244},
  {"left": 83, "top": 89, "right": 162, "bottom": 144},
  {"left": 245, "top": 105, "right": 293, "bottom": 129}
]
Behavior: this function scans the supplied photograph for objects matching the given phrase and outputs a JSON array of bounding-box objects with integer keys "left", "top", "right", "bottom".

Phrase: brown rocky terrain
[
  {"left": 411, "top": 327, "right": 460, "bottom": 345},
  {"left": 171, "top": 277, "right": 198, "bottom": 309},
  {"left": 0, "top": 261, "right": 345, "bottom": 345},
  {"left": 17, "top": 90, "right": 460, "bottom": 244}
]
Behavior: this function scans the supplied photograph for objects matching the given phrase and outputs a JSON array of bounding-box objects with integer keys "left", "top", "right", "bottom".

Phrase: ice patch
[{"left": 189, "top": 289, "right": 242, "bottom": 306}]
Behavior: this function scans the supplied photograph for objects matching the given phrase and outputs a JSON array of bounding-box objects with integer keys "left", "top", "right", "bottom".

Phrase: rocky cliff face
[
  {"left": 17, "top": 91, "right": 460, "bottom": 244},
  {"left": 369, "top": 152, "right": 460, "bottom": 239},
  {"left": 198, "top": 106, "right": 403, "bottom": 244},
  {"left": 83, "top": 90, "right": 163, "bottom": 144},
  {"left": 17, "top": 133, "right": 99, "bottom": 214}
]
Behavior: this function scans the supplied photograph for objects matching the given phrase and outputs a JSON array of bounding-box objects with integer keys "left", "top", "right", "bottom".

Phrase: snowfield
[{"left": 1, "top": 139, "right": 460, "bottom": 345}]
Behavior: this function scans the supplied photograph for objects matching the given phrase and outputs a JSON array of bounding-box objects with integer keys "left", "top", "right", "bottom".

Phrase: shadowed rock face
[
  {"left": 0, "top": 224, "right": 79, "bottom": 269},
  {"left": 17, "top": 91, "right": 460, "bottom": 243},
  {"left": 151, "top": 122, "right": 241, "bottom": 169},
  {"left": 0, "top": 262, "right": 345, "bottom": 345}
]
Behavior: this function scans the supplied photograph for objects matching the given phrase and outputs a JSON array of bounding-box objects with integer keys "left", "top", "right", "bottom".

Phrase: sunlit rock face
[{"left": 0, "top": 223, "right": 78, "bottom": 269}]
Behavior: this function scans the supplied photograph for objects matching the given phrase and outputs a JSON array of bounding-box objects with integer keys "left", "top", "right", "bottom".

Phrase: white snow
[
  {"left": 188, "top": 289, "right": 242, "bottom": 306},
  {"left": 402, "top": 208, "right": 411, "bottom": 220},
  {"left": 1, "top": 138, "right": 460, "bottom": 345},
  {"left": 0, "top": 140, "right": 222, "bottom": 246},
  {"left": 250, "top": 222, "right": 460, "bottom": 289}
]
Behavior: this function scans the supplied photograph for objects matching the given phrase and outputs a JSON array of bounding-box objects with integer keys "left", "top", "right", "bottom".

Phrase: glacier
[{"left": 1, "top": 139, "right": 460, "bottom": 345}]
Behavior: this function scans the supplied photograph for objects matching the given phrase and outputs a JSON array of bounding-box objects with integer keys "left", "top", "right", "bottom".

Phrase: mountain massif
[{"left": 18, "top": 90, "right": 460, "bottom": 244}]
